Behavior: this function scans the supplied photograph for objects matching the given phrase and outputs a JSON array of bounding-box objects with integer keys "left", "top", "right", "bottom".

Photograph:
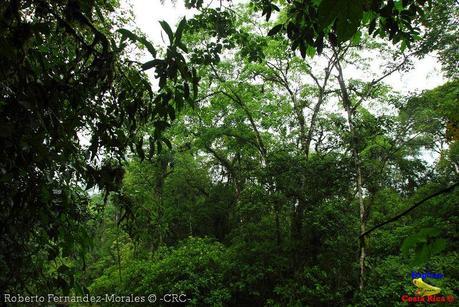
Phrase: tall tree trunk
[
  {"left": 356, "top": 160, "right": 365, "bottom": 290},
  {"left": 336, "top": 60, "right": 366, "bottom": 290},
  {"left": 275, "top": 199, "right": 281, "bottom": 247},
  {"left": 284, "top": 61, "right": 333, "bottom": 258},
  {"left": 155, "top": 157, "right": 169, "bottom": 246}
]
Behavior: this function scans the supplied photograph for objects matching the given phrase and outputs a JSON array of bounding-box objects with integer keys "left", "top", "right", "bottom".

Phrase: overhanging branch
[{"left": 360, "top": 182, "right": 459, "bottom": 239}]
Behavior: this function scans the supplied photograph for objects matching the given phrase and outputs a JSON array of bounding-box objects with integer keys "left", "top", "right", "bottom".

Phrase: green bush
[{"left": 90, "top": 237, "right": 231, "bottom": 306}]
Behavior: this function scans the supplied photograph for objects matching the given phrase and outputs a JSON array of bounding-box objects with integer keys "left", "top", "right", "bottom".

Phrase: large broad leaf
[
  {"left": 141, "top": 59, "right": 162, "bottom": 71},
  {"left": 117, "top": 29, "right": 156, "bottom": 57},
  {"left": 162, "top": 137, "right": 172, "bottom": 149},
  {"left": 401, "top": 227, "right": 447, "bottom": 266},
  {"left": 318, "top": 0, "right": 364, "bottom": 43},
  {"left": 175, "top": 17, "right": 187, "bottom": 45},
  {"left": 267, "top": 24, "right": 283, "bottom": 36},
  {"left": 159, "top": 20, "right": 174, "bottom": 44},
  {"left": 412, "top": 244, "right": 430, "bottom": 266},
  {"left": 430, "top": 238, "right": 447, "bottom": 255},
  {"left": 335, "top": 0, "right": 364, "bottom": 42},
  {"left": 317, "top": 0, "right": 342, "bottom": 29}
]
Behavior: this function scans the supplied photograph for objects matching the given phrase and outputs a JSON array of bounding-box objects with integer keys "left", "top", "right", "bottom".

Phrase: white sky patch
[
  {"left": 385, "top": 54, "right": 445, "bottom": 93},
  {"left": 130, "top": 0, "right": 197, "bottom": 44}
]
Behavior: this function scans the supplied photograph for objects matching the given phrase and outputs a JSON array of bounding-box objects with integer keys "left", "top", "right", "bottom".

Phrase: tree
[
  {"left": 0, "top": 0, "right": 194, "bottom": 292},
  {"left": 414, "top": 0, "right": 459, "bottom": 79},
  {"left": 184, "top": 0, "right": 432, "bottom": 56},
  {"left": 2, "top": 0, "right": 457, "bottom": 304}
]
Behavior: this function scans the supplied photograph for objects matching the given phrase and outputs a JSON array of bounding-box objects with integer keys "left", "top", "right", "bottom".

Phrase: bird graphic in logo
[{"left": 413, "top": 278, "right": 441, "bottom": 296}]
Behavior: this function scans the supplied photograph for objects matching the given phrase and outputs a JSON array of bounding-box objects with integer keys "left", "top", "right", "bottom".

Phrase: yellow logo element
[{"left": 413, "top": 278, "right": 441, "bottom": 296}]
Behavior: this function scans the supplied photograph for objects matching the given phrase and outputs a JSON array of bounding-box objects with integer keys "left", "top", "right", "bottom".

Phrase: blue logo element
[{"left": 408, "top": 271, "right": 444, "bottom": 279}]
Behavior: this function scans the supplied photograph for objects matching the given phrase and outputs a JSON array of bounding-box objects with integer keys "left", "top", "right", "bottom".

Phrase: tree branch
[{"left": 360, "top": 182, "right": 459, "bottom": 238}]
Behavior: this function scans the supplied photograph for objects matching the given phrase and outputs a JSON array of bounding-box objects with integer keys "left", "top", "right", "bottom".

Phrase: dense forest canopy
[{"left": 0, "top": 0, "right": 458, "bottom": 306}]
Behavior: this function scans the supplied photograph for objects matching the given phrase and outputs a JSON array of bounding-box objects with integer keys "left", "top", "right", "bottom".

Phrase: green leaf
[
  {"left": 141, "top": 59, "right": 162, "bottom": 71},
  {"left": 431, "top": 239, "right": 447, "bottom": 255},
  {"left": 267, "top": 24, "right": 283, "bottom": 36},
  {"left": 335, "top": 1, "right": 364, "bottom": 42},
  {"left": 351, "top": 30, "right": 362, "bottom": 45},
  {"left": 368, "top": 18, "right": 377, "bottom": 35},
  {"left": 412, "top": 244, "right": 430, "bottom": 266},
  {"left": 177, "top": 41, "right": 188, "bottom": 52},
  {"left": 299, "top": 42, "right": 306, "bottom": 58},
  {"left": 163, "top": 137, "right": 172, "bottom": 149},
  {"left": 318, "top": 0, "right": 364, "bottom": 43},
  {"left": 175, "top": 17, "right": 187, "bottom": 44},
  {"left": 167, "top": 104, "right": 176, "bottom": 121},
  {"left": 400, "top": 40, "right": 408, "bottom": 52},
  {"left": 401, "top": 235, "right": 418, "bottom": 256},
  {"left": 306, "top": 45, "right": 316, "bottom": 57},
  {"left": 394, "top": 0, "right": 403, "bottom": 13},
  {"left": 117, "top": 29, "right": 156, "bottom": 57},
  {"left": 418, "top": 227, "right": 441, "bottom": 238},
  {"left": 183, "top": 82, "right": 190, "bottom": 100},
  {"left": 117, "top": 28, "right": 138, "bottom": 41},
  {"left": 317, "top": 0, "right": 339, "bottom": 28},
  {"left": 140, "top": 38, "right": 157, "bottom": 57},
  {"left": 159, "top": 21, "right": 174, "bottom": 44}
]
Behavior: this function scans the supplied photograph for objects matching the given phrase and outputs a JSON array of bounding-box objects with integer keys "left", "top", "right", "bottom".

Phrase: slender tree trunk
[
  {"left": 275, "top": 200, "right": 281, "bottom": 246},
  {"left": 287, "top": 65, "right": 332, "bottom": 259},
  {"left": 189, "top": 213, "right": 193, "bottom": 236},
  {"left": 304, "top": 93, "right": 323, "bottom": 157},
  {"left": 292, "top": 97, "right": 308, "bottom": 153},
  {"left": 115, "top": 209, "right": 122, "bottom": 283},
  {"left": 336, "top": 60, "right": 366, "bottom": 290},
  {"left": 155, "top": 157, "right": 168, "bottom": 246},
  {"left": 356, "top": 162, "right": 365, "bottom": 290}
]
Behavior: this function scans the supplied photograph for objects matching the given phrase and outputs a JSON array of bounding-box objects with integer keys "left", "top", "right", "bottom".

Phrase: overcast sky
[{"left": 127, "top": 0, "right": 445, "bottom": 93}]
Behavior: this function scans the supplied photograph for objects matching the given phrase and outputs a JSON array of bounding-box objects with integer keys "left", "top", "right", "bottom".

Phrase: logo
[
  {"left": 400, "top": 272, "right": 455, "bottom": 304},
  {"left": 413, "top": 278, "right": 441, "bottom": 296},
  {"left": 409, "top": 271, "right": 444, "bottom": 279}
]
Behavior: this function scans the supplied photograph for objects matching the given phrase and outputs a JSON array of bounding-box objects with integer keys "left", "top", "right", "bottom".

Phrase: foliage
[
  {"left": 90, "top": 237, "right": 231, "bottom": 306},
  {"left": 414, "top": 0, "right": 459, "bottom": 78},
  {"left": 0, "top": 0, "right": 193, "bottom": 293},
  {"left": 1, "top": 1, "right": 457, "bottom": 306},
  {"left": 186, "top": 0, "right": 432, "bottom": 56}
]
